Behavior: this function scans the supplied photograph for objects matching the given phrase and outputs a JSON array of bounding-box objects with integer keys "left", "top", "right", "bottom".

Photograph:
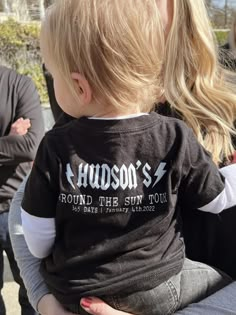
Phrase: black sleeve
[
  {"left": 178, "top": 129, "right": 225, "bottom": 209},
  {"left": 22, "top": 135, "right": 58, "bottom": 218},
  {"left": 0, "top": 75, "right": 45, "bottom": 165}
]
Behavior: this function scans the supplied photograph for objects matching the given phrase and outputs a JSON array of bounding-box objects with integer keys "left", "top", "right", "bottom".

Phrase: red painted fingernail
[{"left": 81, "top": 297, "right": 93, "bottom": 308}]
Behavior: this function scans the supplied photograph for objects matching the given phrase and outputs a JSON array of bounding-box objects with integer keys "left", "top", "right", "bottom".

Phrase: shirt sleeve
[
  {"left": 9, "top": 175, "right": 50, "bottom": 312},
  {"left": 178, "top": 129, "right": 227, "bottom": 211},
  {"left": 21, "top": 135, "right": 58, "bottom": 257},
  {"left": 21, "top": 209, "right": 56, "bottom": 258},
  {"left": 22, "top": 134, "right": 59, "bottom": 218},
  {"left": 198, "top": 163, "right": 236, "bottom": 213},
  {"left": 0, "top": 75, "right": 45, "bottom": 165}
]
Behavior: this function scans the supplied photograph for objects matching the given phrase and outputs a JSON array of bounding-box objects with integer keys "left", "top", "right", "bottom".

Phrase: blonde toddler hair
[{"left": 41, "top": 0, "right": 165, "bottom": 113}]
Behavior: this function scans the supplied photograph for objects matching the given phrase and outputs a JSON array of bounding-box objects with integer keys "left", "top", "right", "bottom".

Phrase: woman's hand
[
  {"left": 38, "top": 294, "right": 134, "bottom": 315},
  {"left": 80, "top": 297, "right": 133, "bottom": 315},
  {"left": 38, "top": 294, "right": 76, "bottom": 315}
]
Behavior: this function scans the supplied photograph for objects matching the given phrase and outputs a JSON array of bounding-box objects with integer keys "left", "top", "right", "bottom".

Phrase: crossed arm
[{"left": 0, "top": 76, "right": 44, "bottom": 166}]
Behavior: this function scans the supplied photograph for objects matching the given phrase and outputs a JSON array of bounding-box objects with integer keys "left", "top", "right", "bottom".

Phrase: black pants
[
  {"left": 182, "top": 205, "right": 236, "bottom": 280},
  {"left": 0, "top": 211, "right": 36, "bottom": 315}
]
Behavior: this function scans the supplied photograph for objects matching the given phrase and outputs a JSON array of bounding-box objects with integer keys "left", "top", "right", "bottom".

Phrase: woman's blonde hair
[
  {"left": 41, "top": 0, "right": 165, "bottom": 113},
  {"left": 163, "top": 0, "right": 236, "bottom": 164}
]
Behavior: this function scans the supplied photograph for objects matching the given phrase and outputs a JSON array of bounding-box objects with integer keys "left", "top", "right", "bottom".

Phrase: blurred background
[{"left": 208, "top": 0, "right": 236, "bottom": 28}]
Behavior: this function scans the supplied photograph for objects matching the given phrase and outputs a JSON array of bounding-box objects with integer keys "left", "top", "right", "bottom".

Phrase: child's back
[{"left": 25, "top": 113, "right": 190, "bottom": 300}]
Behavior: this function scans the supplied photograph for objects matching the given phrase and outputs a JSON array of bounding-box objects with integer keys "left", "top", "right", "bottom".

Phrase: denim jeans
[
  {"left": 176, "top": 281, "right": 236, "bottom": 315},
  {"left": 0, "top": 211, "right": 36, "bottom": 315},
  {"left": 65, "top": 258, "right": 232, "bottom": 315}
]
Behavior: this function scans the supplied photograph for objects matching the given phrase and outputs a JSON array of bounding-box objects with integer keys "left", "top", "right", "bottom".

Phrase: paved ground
[{"left": 3, "top": 254, "right": 21, "bottom": 314}]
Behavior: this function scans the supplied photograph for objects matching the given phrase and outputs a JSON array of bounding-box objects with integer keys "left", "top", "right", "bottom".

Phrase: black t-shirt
[{"left": 22, "top": 112, "right": 224, "bottom": 303}]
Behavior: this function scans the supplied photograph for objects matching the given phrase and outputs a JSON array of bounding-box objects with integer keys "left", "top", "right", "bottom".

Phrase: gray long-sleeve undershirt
[{"left": 8, "top": 174, "right": 49, "bottom": 312}]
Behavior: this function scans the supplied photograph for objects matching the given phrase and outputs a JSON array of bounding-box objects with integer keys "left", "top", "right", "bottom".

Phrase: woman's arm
[
  {"left": 8, "top": 174, "right": 50, "bottom": 311},
  {"left": 37, "top": 294, "right": 76, "bottom": 315}
]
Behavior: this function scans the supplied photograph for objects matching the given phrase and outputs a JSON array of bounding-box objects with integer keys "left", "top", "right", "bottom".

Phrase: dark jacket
[{"left": 0, "top": 66, "right": 44, "bottom": 211}]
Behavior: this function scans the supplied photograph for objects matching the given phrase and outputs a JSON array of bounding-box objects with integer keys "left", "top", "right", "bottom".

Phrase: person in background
[
  {"left": 0, "top": 66, "right": 44, "bottom": 315},
  {"left": 9, "top": 0, "right": 236, "bottom": 315},
  {"left": 220, "top": 16, "right": 236, "bottom": 71}
]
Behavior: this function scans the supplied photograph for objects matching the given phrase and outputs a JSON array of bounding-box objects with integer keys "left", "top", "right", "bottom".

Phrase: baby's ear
[{"left": 71, "top": 72, "right": 92, "bottom": 105}]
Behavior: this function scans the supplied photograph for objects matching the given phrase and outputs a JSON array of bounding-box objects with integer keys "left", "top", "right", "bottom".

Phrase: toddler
[{"left": 21, "top": 1, "right": 236, "bottom": 314}]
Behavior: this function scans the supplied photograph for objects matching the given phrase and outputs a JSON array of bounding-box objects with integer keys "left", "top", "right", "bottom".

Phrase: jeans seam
[{"left": 165, "top": 279, "right": 179, "bottom": 315}]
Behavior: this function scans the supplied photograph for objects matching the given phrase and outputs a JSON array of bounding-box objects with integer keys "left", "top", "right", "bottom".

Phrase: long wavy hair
[{"left": 163, "top": 0, "right": 236, "bottom": 164}]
